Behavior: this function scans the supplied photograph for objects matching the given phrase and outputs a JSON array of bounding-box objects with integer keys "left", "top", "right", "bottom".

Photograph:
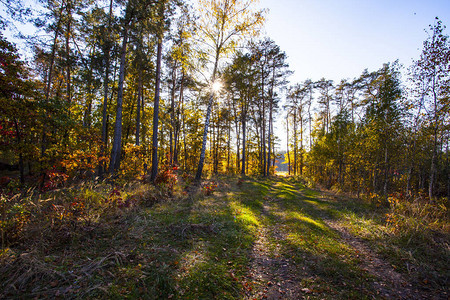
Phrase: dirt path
[
  {"left": 317, "top": 191, "right": 440, "bottom": 300},
  {"left": 245, "top": 199, "right": 306, "bottom": 299},
  {"left": 325, "top": 219, "right": 420, "bottom": 299},
  {"left": 242, "top": 180, "right": 443, "bottom": 299}
]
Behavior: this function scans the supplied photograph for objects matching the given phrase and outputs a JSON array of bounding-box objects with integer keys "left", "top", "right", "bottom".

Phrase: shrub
[
  {"left": 41, "top": 169, "right": 69, "bottom": 192},
  {"left": 119, "top": 144, "right": 149, "bottom": 179},
  {"left": 155, "top": 169, "right": 178, "bottom": 195},
  {"left": 0, "top": 193, "right": 31, "bottom": 246},
  {"left": 385, "top": 192, "right": 447, "bottom": 233},
  {"left": 202, "top": 181, "right": 218, "bottom": 195}
]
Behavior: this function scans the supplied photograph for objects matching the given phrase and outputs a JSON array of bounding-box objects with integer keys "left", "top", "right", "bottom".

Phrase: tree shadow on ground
[{"left": 237, "top": 176, "right": 402, "bottom": 299}]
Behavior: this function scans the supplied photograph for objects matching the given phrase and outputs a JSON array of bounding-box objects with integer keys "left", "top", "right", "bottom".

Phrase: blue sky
[
  {"left": 255, "top": 0, "right": 450, "bottom": 150},
  {"left": 257, "top": 0, "right": 450, "bottom": 84}
]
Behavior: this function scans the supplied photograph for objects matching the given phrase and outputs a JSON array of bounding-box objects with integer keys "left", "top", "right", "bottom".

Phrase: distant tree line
[{"left": 284, "top": 18, "right": 449, "bottom": 202}]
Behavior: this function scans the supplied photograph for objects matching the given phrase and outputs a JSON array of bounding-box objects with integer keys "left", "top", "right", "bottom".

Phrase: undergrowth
[
  {"left": 0, "top": 174, "right": 255, "bottom": 299},
  {"left": 0, "top": 174, "right": 448, "bottom": 299},
  {"left": 322, "top": 188, "right": 449, "bottom": 296}
]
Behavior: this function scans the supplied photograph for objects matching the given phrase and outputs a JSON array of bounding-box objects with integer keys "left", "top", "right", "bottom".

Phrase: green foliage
[
  {"left": 0, "top": 193, "right": 30, "bottom": 246},
  {"left": 0, "top": 34, "right": 41, "bottom": 175}
]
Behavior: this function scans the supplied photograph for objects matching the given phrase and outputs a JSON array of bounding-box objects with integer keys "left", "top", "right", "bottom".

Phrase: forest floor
[{"left": 1, "top": 175, "right": 448, "bottom": 299}]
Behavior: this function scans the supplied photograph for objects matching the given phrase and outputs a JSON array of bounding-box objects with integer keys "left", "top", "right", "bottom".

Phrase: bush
[
  {"left": 385, "top": 192, "right": 447, "bottom": 233},
  {"left": 202, "top": 181, "right": 218, "bottom": 195},
  {"left": 155, "top": 168, "right": 178, "bottom": 195},
  {"left": 119, "top": 144, "right": 149, "bottom": 179},
  {"left": 0, "top": 193, "right": 30, "bottom": 246}
]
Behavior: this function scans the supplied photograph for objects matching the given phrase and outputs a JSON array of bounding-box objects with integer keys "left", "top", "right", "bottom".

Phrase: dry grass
[{"left": 1, "top": 175, "right": 448, "bottom": 299}]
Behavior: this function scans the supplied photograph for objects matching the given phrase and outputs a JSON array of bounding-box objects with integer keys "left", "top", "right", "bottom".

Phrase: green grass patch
[{"left": 1, "top": 175, "right": 447, "bottom": 298}]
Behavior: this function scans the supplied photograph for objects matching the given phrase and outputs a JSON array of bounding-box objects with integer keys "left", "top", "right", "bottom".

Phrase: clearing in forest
[{"left": 1, "top": 176, "right": 448, "bottom": 299}]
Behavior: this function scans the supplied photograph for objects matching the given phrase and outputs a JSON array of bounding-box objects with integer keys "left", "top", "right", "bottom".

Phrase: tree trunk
[
  {"left": 13, "top": 118, "right": 24, "bottom": 184},
  {"left": 300, "top": 110, "right": 303, "bottom": 176},
  {"left": 241, "top": 109, "right": 246, "bottom": 175},
  {"left": 40, "top": 3, "right": 63, "bottom": 173},
  {"left": 262, "top": 91, "right": 266, "bottom": 176},
  {"left": 211, "top": 113, "right": 216, "bottom": 174},
  {"left": 136, "top": 68, "right": 142, "bottom": 146},
  {"left": 169, "top": 66, "right": 176, "bottom": 165},
  {"left": 286, "top": 113, "right": 290, "bottom": 175},
  {"left": 195, "top": 51, "right": 219, "bottom": 181},
  {"left": 125, "top": 89, "right": 136, "bottom": 143},
  {"left": 235, "top": 112, "right": 241, "bottom": 173},
  {"left": 109, "top": 23, "right": 129, "bottom": 173},
  {"left": 227, "top": 117, "right": 231, "bottom": 172},
  {"left": 293, "top": 109, "right": 297, "bottom": 176},
  {"left": 150, "top": 39, "right": 163, "bottom": 181},
  {"left": 267, "top": 97, "right": 272, "bottom": 176},
  {"left": 429, "top": 88, "right": 439, "bottom": 200},
  {"left": 446, "top": 137, "right": 449, "bottom": 206},
  {"left": 65, "top": 0, "right": 72, "bottom": 107},
  {"left": 383, "top": 145, "right": 389, "bottom": 202},
  {"left": 83, "top": 48, "right": 95, "bottom": 128},
  {"left": 174, "top": 70, "right": 184, "bottom": 164},
  {"left": 182, "top": 90, "right": 187, "bottom": 170},
  {"left": 99, "top": 0, "right": 113, "bottom": 177}
]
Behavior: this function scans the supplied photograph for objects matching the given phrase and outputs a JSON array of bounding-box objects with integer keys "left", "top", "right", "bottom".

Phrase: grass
[
  {"left": 0, "top": 175, "right": 448, "bottom": 299},
  {"left": 248, "top": 178, "right": 375, "bottom": 298}
]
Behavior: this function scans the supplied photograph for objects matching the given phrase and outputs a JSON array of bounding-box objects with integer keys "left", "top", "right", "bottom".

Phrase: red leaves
[
  {"left": 0, "top": 120, "right": 18, "bottom": 146},
  {"left": 109, "top": 188, "right": 121, "bottom": 197},
  {"left": 155, "top": 168, "right": 178, "bottom": 191},
  {"left": 40, "top": 169, "right": 69, "bottom": 192},
  {"left": 202, "top": 181, "right": 218, "bottom": 195},
  {"left": 107, "top": 187, "right": 136, "bottom": 209},
  {"left": 70, "top": 200, "right": 85, "bottom": 216}
]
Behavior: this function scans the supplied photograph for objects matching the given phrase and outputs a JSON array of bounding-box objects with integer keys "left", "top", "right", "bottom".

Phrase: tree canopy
[{"left": 0, "top": 3, "right": 447, "bottom": 203}]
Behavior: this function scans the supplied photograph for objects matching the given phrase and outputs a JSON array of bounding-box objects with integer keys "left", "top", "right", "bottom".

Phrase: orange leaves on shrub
[
  {"left": 60, "top": 150, "right": 101, "bottom": 177},
  {"left": 41, "top": 169, "right": 69, "bottom": 191},
  {"left": 119, "top": 143, "right": 149, "bottom": 179},
  {"left": 202, "top": 181, "right": 218, "bottom": 195},
  {"left": 155, "top": 169, "right": 178, "bottom": 192}
]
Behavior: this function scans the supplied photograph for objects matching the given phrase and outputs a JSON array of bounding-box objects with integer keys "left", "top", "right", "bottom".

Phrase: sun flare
[{"left": 211, "top": 80, "right": 223, "bottom": 93}]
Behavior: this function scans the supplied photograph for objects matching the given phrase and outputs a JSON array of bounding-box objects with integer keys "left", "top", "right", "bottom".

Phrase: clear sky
[
  {"left": 255, "top": 0, "right": 450, "bottom": 151},
  {"left": 257, "top": 0, "right": 450, "bottom": 84}
]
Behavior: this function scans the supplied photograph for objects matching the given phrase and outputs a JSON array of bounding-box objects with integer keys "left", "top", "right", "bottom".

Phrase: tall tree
[
  {"left": 97, "top": 0, "right": 115, "bottom": 177},
  {"left": 264, "top": 40, "right": 290, "bottom": 175},
  {"left": 411, "top": 18, "right": 450, "bottom": 199},
  {"left": 109, "top": 1, "right": 134, "bottom": 173},
  {"left": 150, "top": 0, "right": 170, "bottom": 182},
  {"left": 316, "top": 78, "right": 334, "bottom": 133},
  {"left": 194, "top": 0, "right": 265, "bottom": 181},
  {"left": 362, "top": 63, "right": 403, "bottom": 199},
  {"left": 224, "top": 51, "right": 257, "bottom": 175},
  {"left": 0, "top": 34, "right": 37, "bottom": 183},
  {"left": 287, "top": 84, "right": 307, "bottom": 176}
]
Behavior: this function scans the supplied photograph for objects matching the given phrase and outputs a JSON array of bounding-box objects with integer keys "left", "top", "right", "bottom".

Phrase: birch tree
[{"left": 194, "top": 0, "right": 265, "bottom": 181}]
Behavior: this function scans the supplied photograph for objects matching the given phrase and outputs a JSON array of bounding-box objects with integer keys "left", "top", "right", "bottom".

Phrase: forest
[{"left": 0, "top": 0, "right": 449, "bottom": 298}]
